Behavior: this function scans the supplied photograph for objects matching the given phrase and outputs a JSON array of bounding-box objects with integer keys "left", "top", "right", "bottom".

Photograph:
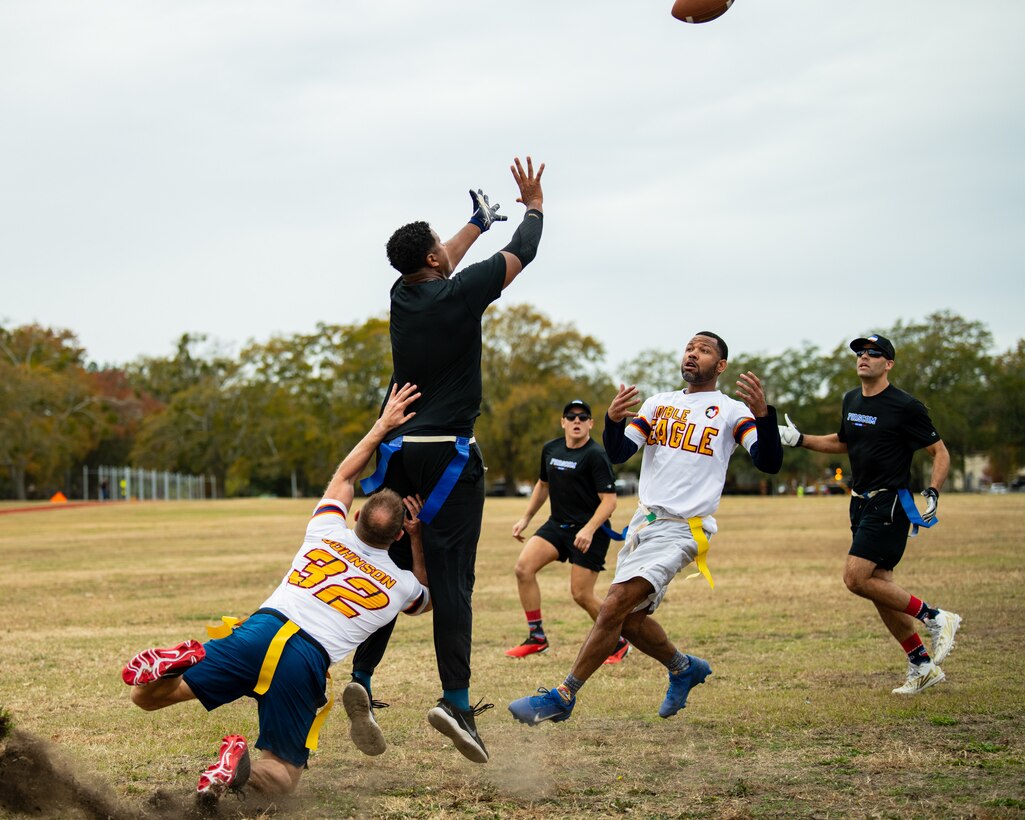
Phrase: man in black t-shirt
[
  {"left": 350, "top": 157, "right": 544, "bottom": 764},
  {"left": 507, "top": 399, "right": 628, "bottom": 663},
  {"left": 779, "top": 333, "right": 961, "bottom": 695}
]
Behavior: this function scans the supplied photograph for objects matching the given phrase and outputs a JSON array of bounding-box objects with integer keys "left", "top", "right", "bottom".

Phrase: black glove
[
  {"left": 921, "top": 487, "right": 939, "bottom": 523},
  {"left": 468, "top": 189, "right": 507, "bottom": 232}
]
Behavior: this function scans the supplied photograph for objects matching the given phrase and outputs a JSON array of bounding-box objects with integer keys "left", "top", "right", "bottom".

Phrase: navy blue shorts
[
  {"left": 534, "top": 519, "right": 611, "bottom": 573},
  {"left": 183, "top": 611, "right": 329, "bottom": 768},
  {"left": 848, "top": 491, "right": 910, "bottom": 571}
]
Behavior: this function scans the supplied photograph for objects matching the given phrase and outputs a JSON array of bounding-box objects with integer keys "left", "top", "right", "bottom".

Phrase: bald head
[{"left": 355, "top": 489, "right": 405, "bottom": 548}]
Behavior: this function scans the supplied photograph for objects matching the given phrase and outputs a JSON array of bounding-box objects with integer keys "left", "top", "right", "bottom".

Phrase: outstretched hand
[
  {"left": 778, "top": 413, "right": 803, "bottom": 447},
  {"left": 379, "top": 383, "right": 420, "bottom": 432},
  {"left": 735, "top": 372, "right": 768, "bottom": 418},
  {"left": 468, "top": 189, "right": 507, "bottom": 233},
  {"left": 511, "top": 156, "right": 544, "bottom": 211},
  {"left": 608, "top": 383, "right": 641, "bottom": 423}
]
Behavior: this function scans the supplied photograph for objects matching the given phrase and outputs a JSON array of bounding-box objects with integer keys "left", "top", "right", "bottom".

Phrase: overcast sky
[{"left": 2, "top": 1, "right": 1023, "bottom": 374}]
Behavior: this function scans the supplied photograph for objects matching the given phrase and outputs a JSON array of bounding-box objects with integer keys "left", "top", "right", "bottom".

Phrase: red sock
[
  {"left": 900, "top": 633, "right": 930, "bottom": 665},
  {"left": 903, "top": 595, "right": 924, "bottom": 617},
  {"left": 525, "top": 609, "right": 542, "bottom": 624}
]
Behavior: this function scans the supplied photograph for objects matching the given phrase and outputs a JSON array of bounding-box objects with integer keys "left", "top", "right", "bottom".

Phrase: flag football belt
[
  {"left": 626, "top": 506, "right": 715, "bottom": 589},
  {"left": 206, "top": 609, "right": 335, "bottom": 751},
  {"left": 600, "top": 522, "right": 629, "bottom": 541},
  {"left": 558, "top": 521, "right": 629, "bottom": 541},
  {"left": 850, "top": 488, "right": 938, "bottom": 536},
  {"left": 359, "top": 435, "right": 476, "bottom": 524}
]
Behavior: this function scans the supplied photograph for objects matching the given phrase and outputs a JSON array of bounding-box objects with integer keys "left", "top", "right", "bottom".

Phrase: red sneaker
[
  {"left": 197, "top": 735, "right": 251, "bottom": 796},
  {"left": 121, "top": 640, "right": 205, "bottom": 685},
  {"left": 504, "top": 635, "right": 549, "bottom": 658},
  {"left": 603, "top": 639, "right": 631, "bottom": 665}
]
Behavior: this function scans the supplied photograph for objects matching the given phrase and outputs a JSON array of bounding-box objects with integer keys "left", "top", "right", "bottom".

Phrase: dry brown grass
[{"left": 1, "top": 494, "right": 1023, "bottom": 818}]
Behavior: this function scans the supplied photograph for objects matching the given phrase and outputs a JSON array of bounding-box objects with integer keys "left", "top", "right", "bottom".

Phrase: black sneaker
[{"left": 426, "top": 698, "right": 494, "bottom": 763}]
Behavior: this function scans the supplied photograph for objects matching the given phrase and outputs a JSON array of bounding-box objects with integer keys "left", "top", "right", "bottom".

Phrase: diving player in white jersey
[
  {"left": 509, "top": 332, "right": 784, "bottom": 725},
  {"left": 121, "top": 383, "right": 430, "bottom": 799}
]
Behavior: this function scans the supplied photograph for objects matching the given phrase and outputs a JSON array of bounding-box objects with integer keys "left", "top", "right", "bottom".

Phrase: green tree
[
  {"left": 129, "top": 339, "right": 246, "bottom": 493},
  {"left": 233, "top": 318, "right": 392, "bottom": 496},
  {"left": 0, "top": 325, "right": 104, "bottom": 499},
  {"left": 478, "top": 305, "right": 611, "bottom": 490},
  {"left": 878, "top": 312, "right": 994, "bottom": 487},
  {"left": 987, "top": 339, "right": 1025, "bottom": 480},
  {"left": 617, "top": 348, "right": 682, "bottom": 399}
]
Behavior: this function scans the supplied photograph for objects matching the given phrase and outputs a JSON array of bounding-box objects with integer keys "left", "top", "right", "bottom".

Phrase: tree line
[{"left": 2, "top": 309, "right": 1022, "bottom": 500}]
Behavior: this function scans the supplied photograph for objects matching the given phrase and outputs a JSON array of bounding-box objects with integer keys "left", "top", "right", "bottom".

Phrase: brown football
[{"left": 671, "top": 0, "right": 735, "bottom": 24}]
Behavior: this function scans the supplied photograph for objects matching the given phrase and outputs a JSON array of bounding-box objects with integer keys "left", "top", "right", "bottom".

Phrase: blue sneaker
[
  {"left": 658, "top": 655, "right": 712, "bottom": 718},
  {"left": 508, "top": 687, "right": 575, "bottom": 725}
]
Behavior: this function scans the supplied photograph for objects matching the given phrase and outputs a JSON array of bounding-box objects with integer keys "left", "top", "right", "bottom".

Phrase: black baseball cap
[
  {"left": 563, "top": 399, "right": 592, "bottom": 416},
  {"left": 850, "top": 334, "right": 895, "bottom": 360}
]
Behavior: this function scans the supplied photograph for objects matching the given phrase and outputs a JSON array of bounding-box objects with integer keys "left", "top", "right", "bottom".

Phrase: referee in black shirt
[
  {"left": 779, "top": 333, "right": 961, "bottom": 695},
  {"left": 507, "top": 399, "right": 629, "bottom": 664},
  {"left": 350, "top": 157, "right": 544, "bottom": 764}
]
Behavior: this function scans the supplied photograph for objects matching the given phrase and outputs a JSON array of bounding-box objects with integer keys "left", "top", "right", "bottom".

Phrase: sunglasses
[
  {"left": 854, "top": 349, "right": 886, "bottom": 359},
  {"left": 564, "top": 413, "right": 591, "bottom": 422}
]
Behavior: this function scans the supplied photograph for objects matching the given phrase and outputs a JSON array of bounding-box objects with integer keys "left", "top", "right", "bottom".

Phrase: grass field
[{"left": 1, "top": 494, "right": 1023, "bottom": 819}]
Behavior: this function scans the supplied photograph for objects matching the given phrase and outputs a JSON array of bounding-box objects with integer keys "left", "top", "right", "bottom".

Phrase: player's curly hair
[
  {"left": 696, "top": 330, "right": 729, "bottom": 360},
  {"left": 355, "top": 488, "right": 406, "bottom": 548},
  {"left": 386, "top": 221, "right": 436, "bottom": 275}
]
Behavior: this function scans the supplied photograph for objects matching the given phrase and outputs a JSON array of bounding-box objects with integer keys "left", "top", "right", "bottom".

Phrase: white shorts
[{"left": 611, "top": 505, "right": 712, "bottom": 614}]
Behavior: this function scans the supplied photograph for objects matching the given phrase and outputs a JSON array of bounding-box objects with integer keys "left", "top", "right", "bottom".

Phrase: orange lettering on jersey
[
  {"left": 336, "top": 546, "right": 397, "bottom": 589},
  {"left": 680, "top": 423, "right": 700, "bottom": 453},
  {"left": 653, "top": 405, "right": 690, "bottom": 423},
  {"left": 654, "top": 417, "right": 669, "bottom": 445},
  {"left": 668, "top": 420, "right": 685, "bottom": 449},
  {"left": 698, "top": 426, "right": 719, "bottom": 456},
  {"left": 289, "top": 548, "right": 349, "bottom": 589},
  {"left": 314, "top": 577, "right": 391, "bottom": 618}
]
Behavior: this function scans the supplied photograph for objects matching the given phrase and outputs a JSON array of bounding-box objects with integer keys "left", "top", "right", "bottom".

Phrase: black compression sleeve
[
  {"left": 749, "top": 406, "right": 784, "bottom": 474},
  {"left": 502, "top": 209, "right": 543, "bottom": 267}
]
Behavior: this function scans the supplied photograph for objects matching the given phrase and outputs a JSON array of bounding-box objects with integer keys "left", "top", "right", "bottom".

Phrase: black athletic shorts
[
  {"left": 534, "top": 518, "right": 611, "bottom": 573},
  {"left": 848, "top": 490, "right": 910, "bottom": 571}
]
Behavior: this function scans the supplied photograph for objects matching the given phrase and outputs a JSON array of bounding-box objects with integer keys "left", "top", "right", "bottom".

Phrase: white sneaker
[
  {"left": 892, "top": 661, "right": 945, "bottom": 695},
  {"left": 924, "top": 610, "right": 962, "bottom": 664}
]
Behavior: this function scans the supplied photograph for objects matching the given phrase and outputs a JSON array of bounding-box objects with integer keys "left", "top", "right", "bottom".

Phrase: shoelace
[
  {"left": 533, "top": 687, "right": 572, "bottom": 704},
  {"left": 469, "top": 699, "right": 495, "bottom": 717},
  {"left": 370, "top": 699, "right": 389, "bottom": 711}
]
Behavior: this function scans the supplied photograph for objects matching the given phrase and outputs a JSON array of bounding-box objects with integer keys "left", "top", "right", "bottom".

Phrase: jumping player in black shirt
[
  {"left": 778, "top": 333, "right": 961, "bottom": 695},
  {"left": 351, "top": 157, "right": 544, "bottom": 763},
  {"left": 507, "top": 399, "right": 630, "bottom": 664}
]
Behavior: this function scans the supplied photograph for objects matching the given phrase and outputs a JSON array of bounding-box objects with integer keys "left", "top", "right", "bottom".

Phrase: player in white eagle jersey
[
  {"left": 510, "top": 332, "right": 783, "bottom": 725},
  {"left": 121, "top": 383, "right": 430, "bottom": 799}
]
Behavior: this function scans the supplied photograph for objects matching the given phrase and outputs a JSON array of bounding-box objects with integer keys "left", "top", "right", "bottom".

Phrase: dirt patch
[
  {"left": 0, "top": 729, "right": 292, "bottom": 819},
  {"left": 0, "top": 729, "right": 135, "bottom": 819}
]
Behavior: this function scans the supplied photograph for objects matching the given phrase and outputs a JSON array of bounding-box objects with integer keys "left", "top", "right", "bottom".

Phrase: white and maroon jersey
[
  {"left": 625, "top": 389, "right": 758, "bottom": 525},
  {"left": 260, "top": 497, "right": 430, "bottom": 663}
]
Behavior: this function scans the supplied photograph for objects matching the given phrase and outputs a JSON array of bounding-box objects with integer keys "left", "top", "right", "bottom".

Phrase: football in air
[{"left": 671, "top": 0, "right": 734, "bottom": 24}]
